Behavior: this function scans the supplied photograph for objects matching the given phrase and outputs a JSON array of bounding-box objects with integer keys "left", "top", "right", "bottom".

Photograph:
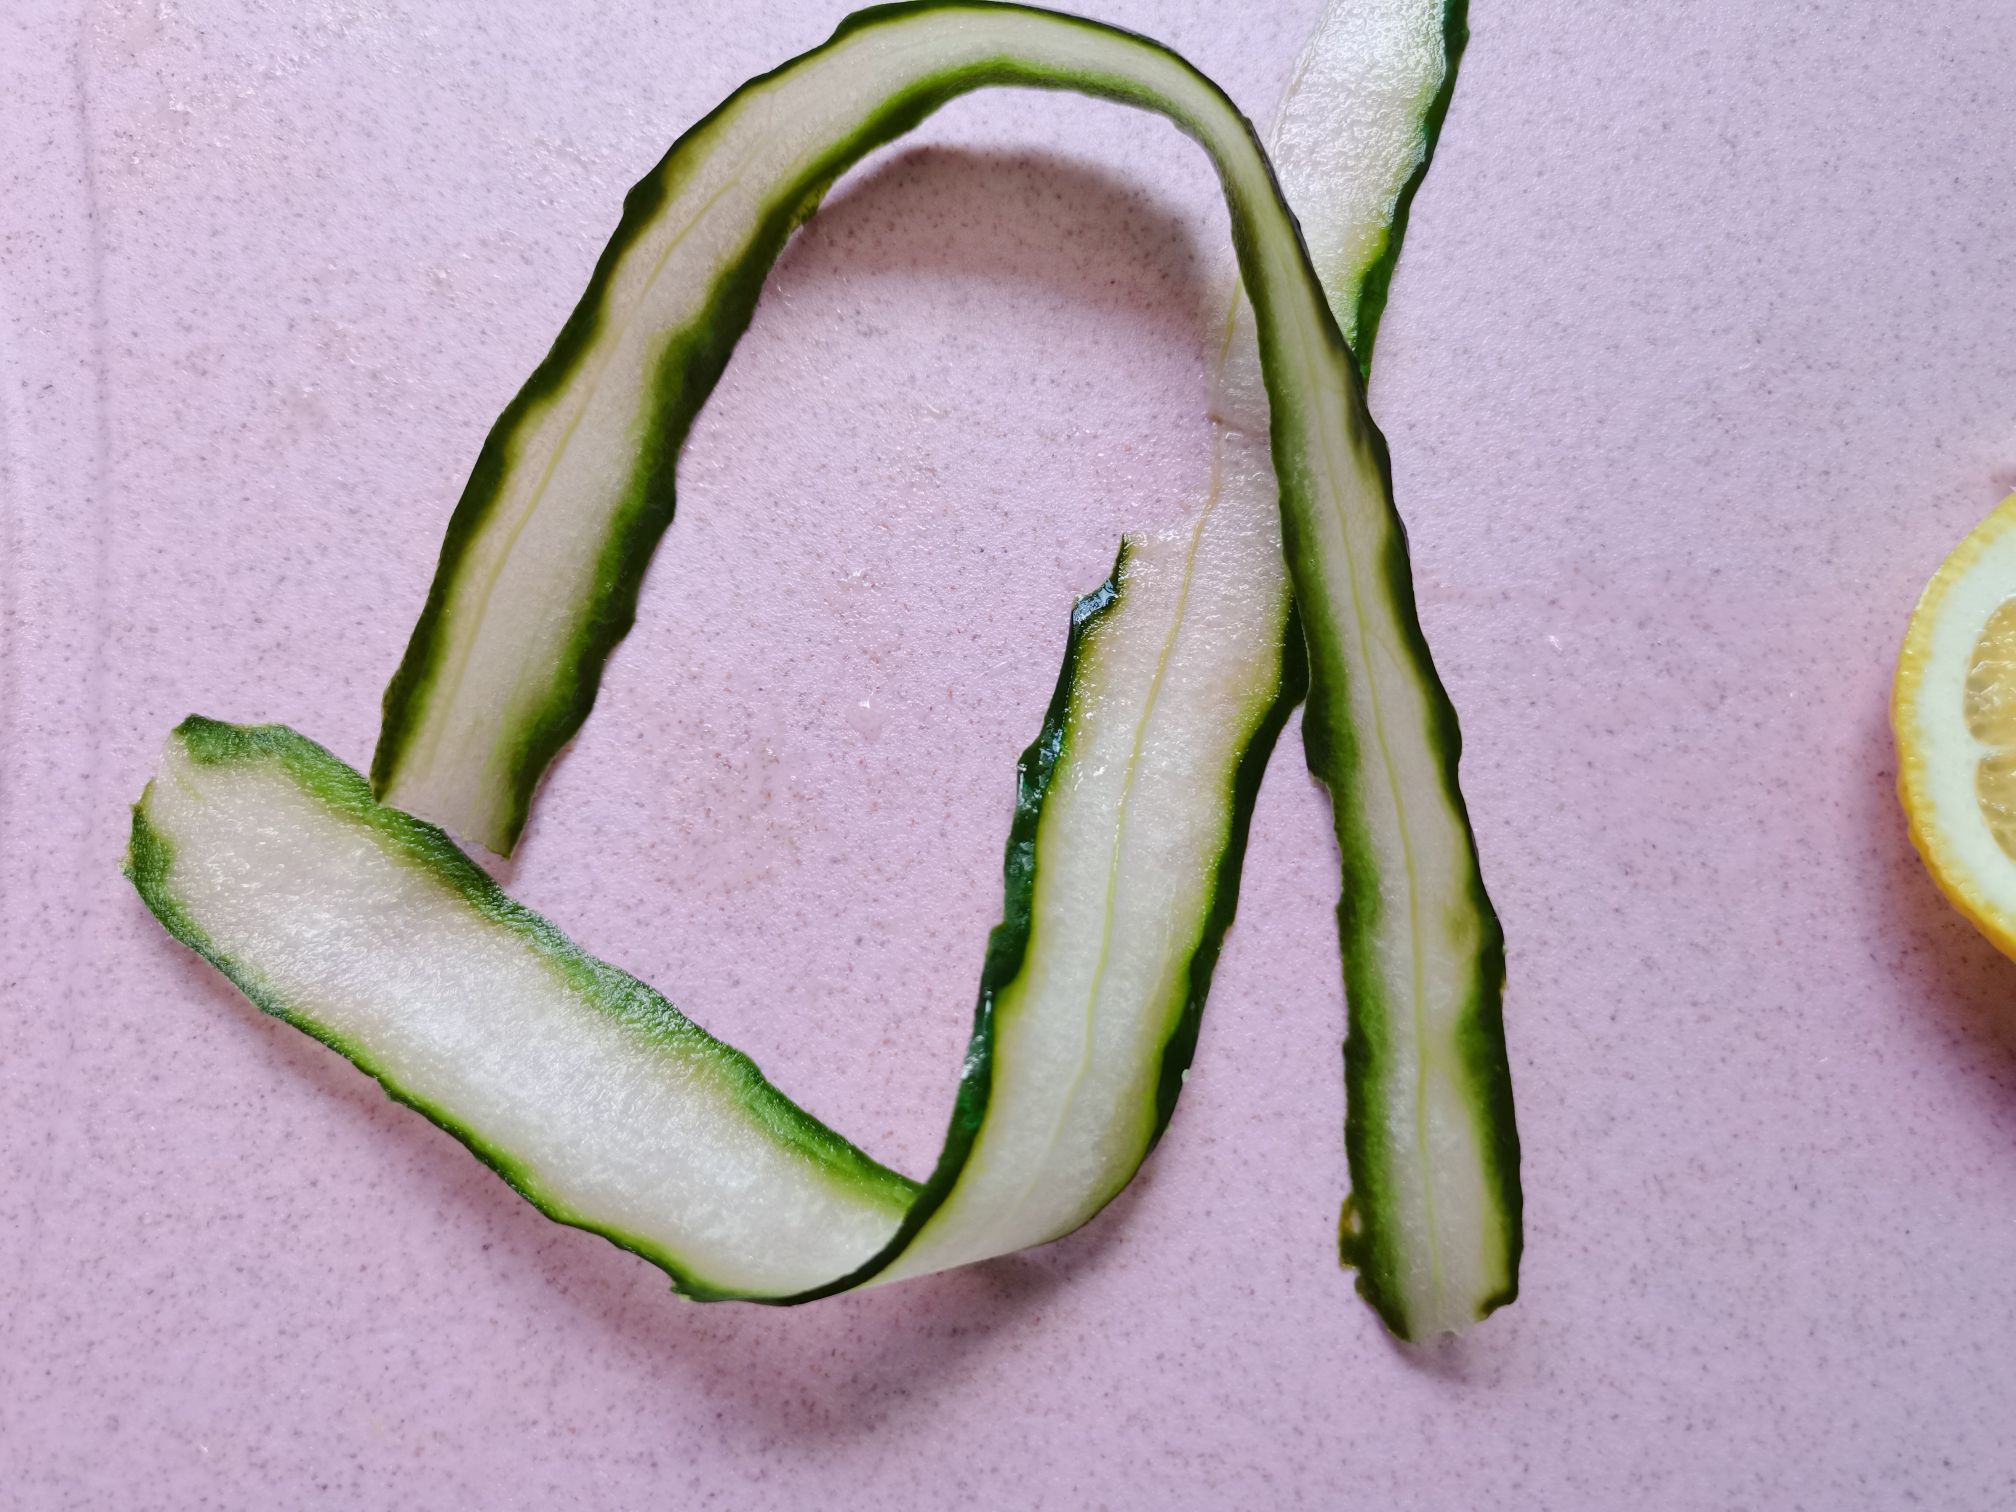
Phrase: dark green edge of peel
[
  {"left": 992, "top": 576, "right": 1304, "bottom": 1252},
  {"left": 778, "top": 541, "right": 1139, "bottom": 1298},
  {"left": 1342, "top": 0, "right": 1469, "bottom": 372},
  {"left": 127, "top": 716, "right": 918, "bottom": 1301},
  {"left": 1145, "top": 599, "right": 1307, "bottom": 1150}
]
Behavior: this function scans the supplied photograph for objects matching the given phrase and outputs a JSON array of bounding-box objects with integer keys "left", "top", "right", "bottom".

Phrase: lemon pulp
[{"left": 1965, "top": 598, "right": 2016, "bottom": 858}]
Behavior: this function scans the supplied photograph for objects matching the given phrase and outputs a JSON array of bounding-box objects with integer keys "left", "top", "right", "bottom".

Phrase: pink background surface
[{"left": 6, "top": 0, "right": 2016, "bottom": 1506}]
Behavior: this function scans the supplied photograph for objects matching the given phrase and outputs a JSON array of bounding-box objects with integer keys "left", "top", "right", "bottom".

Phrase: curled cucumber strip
[{"left": 130, "top": 1, "right": 1518, "bottom": 1337}]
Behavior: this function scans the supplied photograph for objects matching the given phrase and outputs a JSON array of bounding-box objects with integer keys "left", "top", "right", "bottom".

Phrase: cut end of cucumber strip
[{"left": 132, "top": 717, "right": 917, "bottom": 1299}]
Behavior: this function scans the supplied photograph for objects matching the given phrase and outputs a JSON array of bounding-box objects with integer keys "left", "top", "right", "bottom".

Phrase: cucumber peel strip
[
  {"left": 127, "top": 0, "right": 1520, "bottom": 1337},
  {"left": 1203, "top": 0, "right": 1520, "bottom": 1341}
]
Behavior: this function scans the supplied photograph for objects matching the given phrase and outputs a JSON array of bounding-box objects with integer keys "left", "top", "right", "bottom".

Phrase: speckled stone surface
[{"left": 5, "top": 0, "right": 2016, "bottom": 1506}]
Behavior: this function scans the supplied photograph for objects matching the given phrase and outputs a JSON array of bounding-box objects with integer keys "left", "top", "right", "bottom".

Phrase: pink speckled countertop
[{"left": 5, "top": 1, "right": 2016, "bottom": 1507}]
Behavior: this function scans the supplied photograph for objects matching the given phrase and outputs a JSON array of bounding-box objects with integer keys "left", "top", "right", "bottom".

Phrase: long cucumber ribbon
[{"left": 131, "top": 1, "right": 1518, "bottom": 1338}]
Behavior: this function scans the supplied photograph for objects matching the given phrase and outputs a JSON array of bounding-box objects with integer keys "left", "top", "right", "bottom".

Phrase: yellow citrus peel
[{"left": 1895, "top": 492, "right": 2016, "bottom": 955}]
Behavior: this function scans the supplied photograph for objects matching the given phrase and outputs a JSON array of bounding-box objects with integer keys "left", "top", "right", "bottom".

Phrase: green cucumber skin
[
  {"left": 1343, "top": 0, "right": 1470, "bottom": 372},
  {"left": 1145, "top": 601, "right": 1308, "bottom": 1150},
  {"left": 127, "top": 716, "right": 917, "bottom": 1302}
]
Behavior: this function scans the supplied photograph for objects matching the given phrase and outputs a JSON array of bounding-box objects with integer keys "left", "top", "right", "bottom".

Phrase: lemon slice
[{"left": 1895, "top": 491, "right": 2016, "bottom": 954}]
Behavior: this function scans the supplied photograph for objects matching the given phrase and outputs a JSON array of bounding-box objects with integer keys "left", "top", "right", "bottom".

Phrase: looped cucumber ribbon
[{"left": 126, "top": 1, "right": 1519, "bottom": 1341}]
